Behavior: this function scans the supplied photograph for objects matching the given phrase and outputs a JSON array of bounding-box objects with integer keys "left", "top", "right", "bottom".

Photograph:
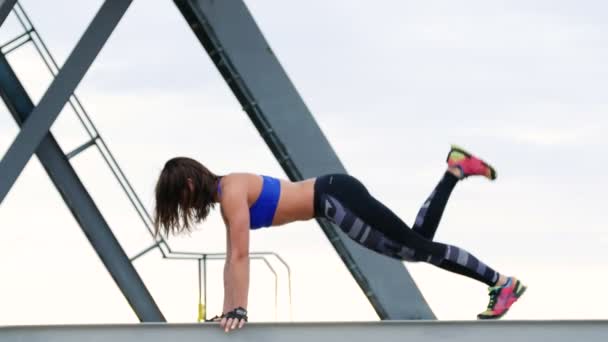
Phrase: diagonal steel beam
[
  {"left": 0, "top": 0, "right": 131, "bottom": 205},
  {"left": 0, "top": 53, "right": 165, "bottom": 322},
  {"left": 0, "top": 0, "right": 17, "bottom": 27},
  {"left": 174, "top": 0, "right": 435, "bottom": 319}
]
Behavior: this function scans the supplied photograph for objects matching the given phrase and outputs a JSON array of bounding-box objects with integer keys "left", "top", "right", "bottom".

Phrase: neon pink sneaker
[
  {"left": 446, "top": 145, "right": 497, "bottom": 180},
  {"left": 477, "top": 277, "right": 527, "bottom": 319}
]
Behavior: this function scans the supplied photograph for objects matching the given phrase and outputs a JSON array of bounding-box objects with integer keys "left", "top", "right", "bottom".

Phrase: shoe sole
[
  {"left": 448, "top": 144, "right": 497, "bottom": 180},
  {"left": 477, "top": 280, "right": 527, "bottom": 320}
]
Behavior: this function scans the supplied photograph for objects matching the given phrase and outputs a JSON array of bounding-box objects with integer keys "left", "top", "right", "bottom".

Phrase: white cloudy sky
[{"left": 0, "top": 0, "right": 607, "bottom": 325}]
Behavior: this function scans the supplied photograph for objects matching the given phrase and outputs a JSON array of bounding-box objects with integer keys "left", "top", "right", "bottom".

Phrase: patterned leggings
[{"left": 313, "top": 173, "right": 499, "bottom": 286}]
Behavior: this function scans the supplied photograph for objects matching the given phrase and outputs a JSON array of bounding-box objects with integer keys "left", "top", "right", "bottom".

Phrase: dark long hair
[{"left": 154, "top": 157, "right": 220, "bottom": 237}]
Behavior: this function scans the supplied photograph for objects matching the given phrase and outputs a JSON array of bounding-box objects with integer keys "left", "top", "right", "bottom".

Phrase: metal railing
[{"left": 0, "top": 1, "right": 292, "bottom": 321}]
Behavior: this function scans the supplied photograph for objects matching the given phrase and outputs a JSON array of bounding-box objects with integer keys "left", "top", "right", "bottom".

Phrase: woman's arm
[
  {"left": 219, "top": 180, "right": 250, "bottom": 332},
  {"left": 222, "top": 226, "right": 233, "bottom": 314}
]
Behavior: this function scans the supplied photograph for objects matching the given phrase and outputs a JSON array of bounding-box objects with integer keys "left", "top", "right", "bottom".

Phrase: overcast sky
[{"left": 1, "top": 0, "right": 607, "bottom": 324}]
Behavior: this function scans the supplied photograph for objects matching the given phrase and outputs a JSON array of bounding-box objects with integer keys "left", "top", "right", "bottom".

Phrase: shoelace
[{"left": 486, "top": 287, "right": 501, "bottom": 309}]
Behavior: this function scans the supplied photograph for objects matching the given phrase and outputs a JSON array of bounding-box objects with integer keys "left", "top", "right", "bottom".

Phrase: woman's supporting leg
[{"left": 412, "top": 171, "right": 459, "bottom": 240}]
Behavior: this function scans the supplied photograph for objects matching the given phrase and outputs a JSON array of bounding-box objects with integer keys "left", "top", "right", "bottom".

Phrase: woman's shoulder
[
  {"left": 221, "top": 172, "right": 262, "bottom": 182},
  {"left": 219, "top": 173, "right": 266, "bottom": 193},
  {"left": 223, "top": 172, "right": 289, "bottom": 182}
]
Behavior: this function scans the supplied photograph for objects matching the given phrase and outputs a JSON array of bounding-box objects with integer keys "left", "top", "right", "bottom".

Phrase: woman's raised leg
[{"left": 412, "top": 145, "right": 497, "bottom": 240}]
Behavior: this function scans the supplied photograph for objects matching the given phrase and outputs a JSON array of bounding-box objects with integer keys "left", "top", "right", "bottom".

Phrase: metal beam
[
  {"left": 0, "top": 0, "right": 17, "bottom": 27},
  {"left": 3, "top": 321, "right": 608, "bottom": 342},
  {"left": 174, "top": 0, "right": 434, "bottom": 319},
  {"left": 0, "top": 0, "right": 131, "bottom": 205},
  {"left": 0, "top": 54, "right": 164, "bottom": 322}
]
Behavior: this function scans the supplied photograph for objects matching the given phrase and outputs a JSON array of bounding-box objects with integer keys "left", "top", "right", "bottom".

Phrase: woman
[{"left": 154, "top": 145, "right": 525, "bottom": 331}]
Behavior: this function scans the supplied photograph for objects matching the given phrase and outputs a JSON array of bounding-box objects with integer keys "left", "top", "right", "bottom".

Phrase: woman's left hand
[{"left": 220, "top": 307, "right": 248, "bottom": 332}]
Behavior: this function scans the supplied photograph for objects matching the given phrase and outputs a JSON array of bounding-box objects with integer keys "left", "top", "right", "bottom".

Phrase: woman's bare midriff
[{"left": 271, "top": 178, "right": 316, "bottom": 226}]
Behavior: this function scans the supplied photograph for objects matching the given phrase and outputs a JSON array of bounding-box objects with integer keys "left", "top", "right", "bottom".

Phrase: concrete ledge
[{"left": 2, "top": 321, "right": 608, "bottom": 342}]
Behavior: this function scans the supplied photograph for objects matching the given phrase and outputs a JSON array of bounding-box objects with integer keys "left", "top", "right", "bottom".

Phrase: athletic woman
[{"left": 154, "top": 145, "right": 526, "bottom": 331}]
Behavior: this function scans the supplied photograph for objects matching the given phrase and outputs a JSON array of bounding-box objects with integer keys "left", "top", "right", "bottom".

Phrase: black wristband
[{"left": 225, "top": 307, "right": 248, "bottom": 322}]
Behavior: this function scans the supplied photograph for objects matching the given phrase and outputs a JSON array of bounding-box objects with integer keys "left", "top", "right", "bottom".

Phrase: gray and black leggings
[{"left": 313, "top": 173, "right": 499, "bottom": 286}]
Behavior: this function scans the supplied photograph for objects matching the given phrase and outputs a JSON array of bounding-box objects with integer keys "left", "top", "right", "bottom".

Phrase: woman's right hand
[{"left": 220, "top": 307, "right": 248, "bottom": 332}]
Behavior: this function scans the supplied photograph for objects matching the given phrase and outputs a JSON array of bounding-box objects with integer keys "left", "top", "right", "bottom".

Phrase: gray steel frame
[
  {"left": 0, "top": 1, "right": 165, "bottom": 322},
  {"left": 0, "top": 53, "right": 164, "bottom": 322},
  {"left": 174, "top": 0, "right": 434, "bottom": 319},
  {"left": 0, "top": 0, "right": 131, "bottom": 205},
  {"left": 0, "top": 0, "right": 433, "bottom": 321}
]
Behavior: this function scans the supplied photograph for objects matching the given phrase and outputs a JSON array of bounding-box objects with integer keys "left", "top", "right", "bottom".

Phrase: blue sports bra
[{"left": 217, "top": 175, "right": 281, "bottom": 229}]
